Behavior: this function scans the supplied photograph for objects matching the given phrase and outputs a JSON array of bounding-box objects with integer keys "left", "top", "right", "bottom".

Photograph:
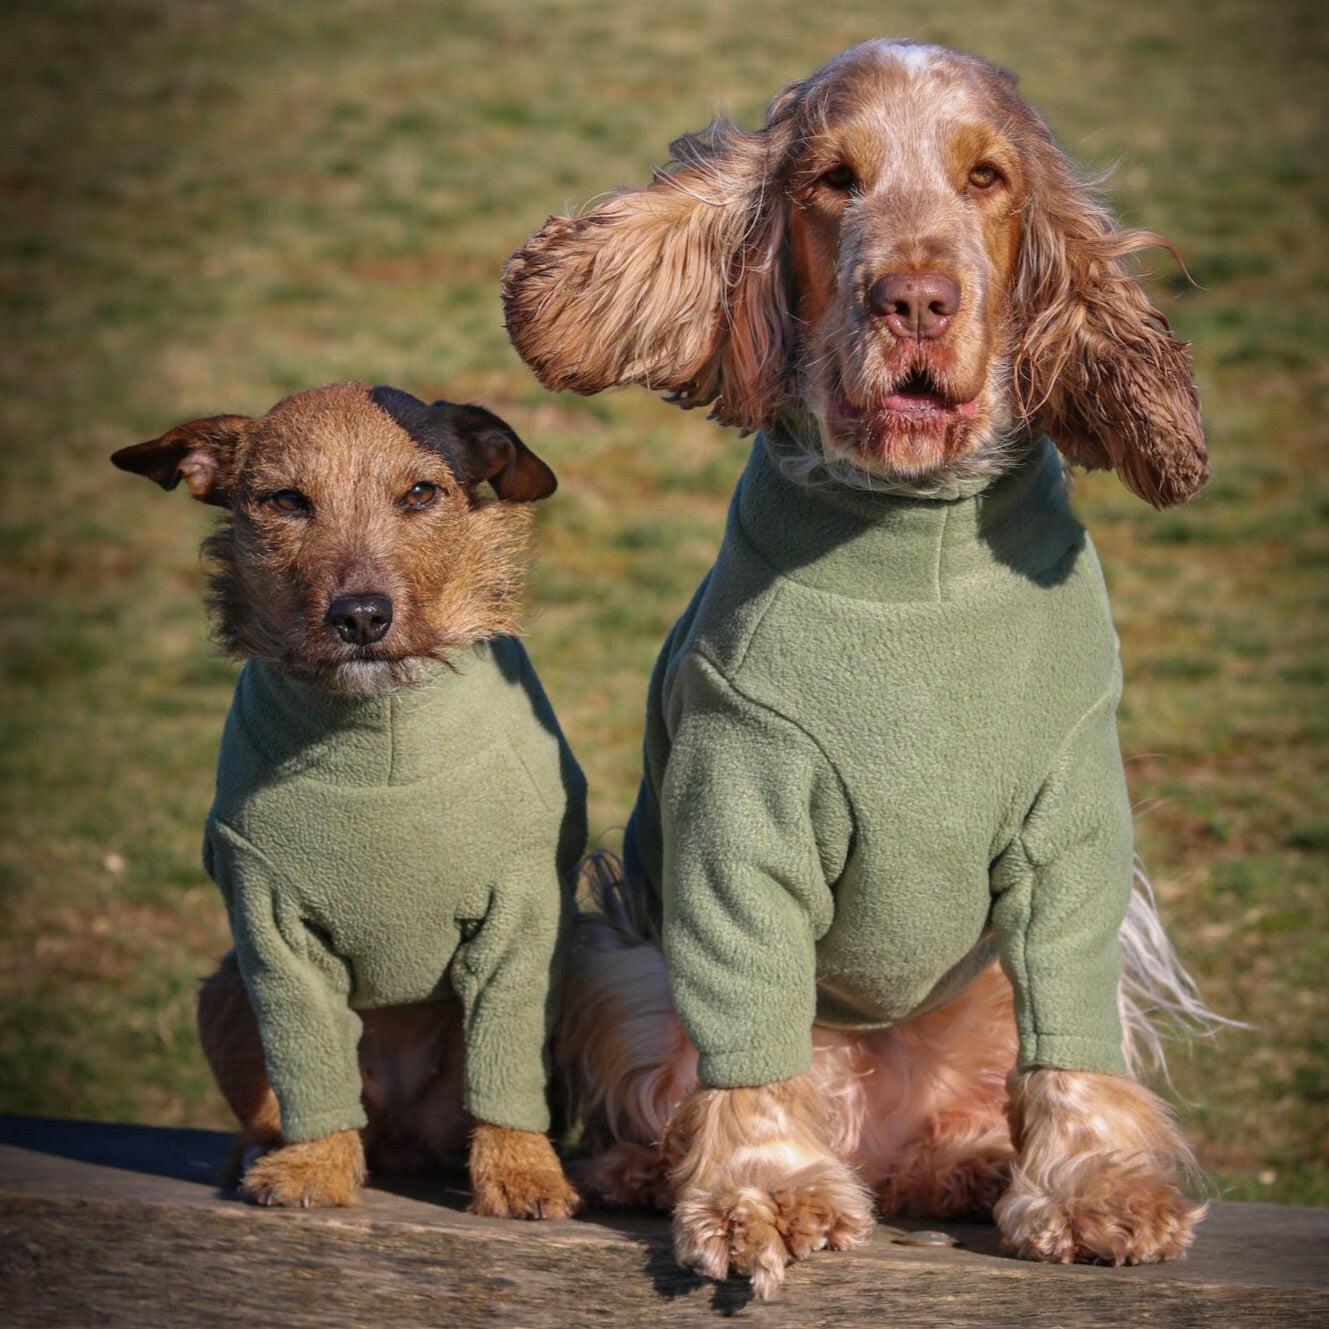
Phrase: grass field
[{"left": 1, "top": 0, "right": 1325, "bottom": 1205}]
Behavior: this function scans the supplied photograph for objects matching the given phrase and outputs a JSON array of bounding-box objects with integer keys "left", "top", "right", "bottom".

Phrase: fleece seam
[
  {"left": 998, "top": 832, "right": 1038, "bottom": 1054},
  {"left": 687, "top": 643, "right": 859, "bottom": 888},
  {"left": 388, "top": 692, "right": 401, "bottom": 785},
  {"left": 933, "top": 499, "right": 948, "bottom": 602},
  {"left": 731, "top": 578, "right": 781, "bottom": 680},
  {"left": 210, "top": 816, "right": 304, "bottom": 921}
]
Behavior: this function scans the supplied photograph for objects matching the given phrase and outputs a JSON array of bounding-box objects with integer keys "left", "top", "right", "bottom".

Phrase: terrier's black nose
[{"left": 325, "top": 594, "right": 393, "bottom": 645}]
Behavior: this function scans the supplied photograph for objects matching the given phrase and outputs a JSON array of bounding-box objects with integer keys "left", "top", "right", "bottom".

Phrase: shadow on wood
[{"left": 1, "top": 1116, "right": 1326, "bottom": 1327}]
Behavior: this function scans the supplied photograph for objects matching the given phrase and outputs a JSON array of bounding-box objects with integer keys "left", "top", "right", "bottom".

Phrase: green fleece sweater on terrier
[
  {"left": 624, "top": 430, "right": 1134, "bottom": 1089},
  {"left": 203, "top": 637, "right": 586, "bottom": 1142}
]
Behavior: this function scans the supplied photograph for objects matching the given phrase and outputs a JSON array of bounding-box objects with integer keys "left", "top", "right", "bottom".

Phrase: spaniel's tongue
[
  {"left": 882, "top": 391, "right": 978, "bottom": 418},
  {"left": 884, "top": 390, "right": 950, "bottom": 414}
]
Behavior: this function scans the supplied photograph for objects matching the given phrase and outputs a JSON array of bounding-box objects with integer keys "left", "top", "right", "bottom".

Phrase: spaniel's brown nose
[{"left": 868, "top": 272, "right": 961, "bottom": 340}]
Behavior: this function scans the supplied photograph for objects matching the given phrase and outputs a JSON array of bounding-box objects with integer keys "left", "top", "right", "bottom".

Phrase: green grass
[{"left": 1, "top": 0, "right": 1326, "bottom": 1204}]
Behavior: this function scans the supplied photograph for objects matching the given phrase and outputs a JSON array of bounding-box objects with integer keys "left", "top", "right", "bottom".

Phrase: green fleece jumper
[
  {"left": 623, "top": 430, "right": 1134, "bottom": 1089},
  {"left": 203, "top": 637, "right": 586, "bottom": 1142}
]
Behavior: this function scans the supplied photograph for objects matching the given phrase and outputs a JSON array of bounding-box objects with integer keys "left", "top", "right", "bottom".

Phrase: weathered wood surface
[{"left": 1, "top": 1116, "right": 1326, "bottom": 1327}]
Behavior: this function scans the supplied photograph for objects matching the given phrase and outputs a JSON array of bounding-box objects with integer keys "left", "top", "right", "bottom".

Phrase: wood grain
[{"left": 1, "top": 1117, "right": 1326, "bottom": 1327}]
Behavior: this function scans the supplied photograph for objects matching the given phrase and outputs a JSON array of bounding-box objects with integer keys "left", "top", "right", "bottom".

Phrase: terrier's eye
[
  {"left": 967, "top": 163, "right": 1002, "bottom": 190},
  {"left": 820, "top": 164, "right": 857, "bottom": 192},
  {"left": 267, "top": 489, "right": 311, "bottom": 515},
  {"left": 401, "top": 481, "right": 439, "bottom": 510}
]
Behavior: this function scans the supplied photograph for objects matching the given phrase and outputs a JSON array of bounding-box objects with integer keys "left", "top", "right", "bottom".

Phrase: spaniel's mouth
[
  {"left": 832, "top": 370, "right": 978, "bottom": 432},
  {"left": 823, "top": 367, "right": 982, "bottom": 472}
]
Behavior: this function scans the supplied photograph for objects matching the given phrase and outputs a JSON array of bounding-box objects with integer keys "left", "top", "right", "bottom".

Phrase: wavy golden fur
[
  {"left": 505, "top": 41, "right": 1206, "bottom": 506},
  {"left": 510, "top": 42, "right": 1213, "bottom": 1297}
]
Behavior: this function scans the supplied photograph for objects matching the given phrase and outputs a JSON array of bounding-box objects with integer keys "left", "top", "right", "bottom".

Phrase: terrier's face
[{"left": 113, "top": 382, "right": 556, "bottom": 694}]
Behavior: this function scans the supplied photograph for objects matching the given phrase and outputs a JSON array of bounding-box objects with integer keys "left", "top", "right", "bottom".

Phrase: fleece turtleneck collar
[
  {"left": 228, "top": 642, "right": 510, "bottom": 786},
  {"left": 733, "top": 427, "right": 1085, "bottom": 603}
]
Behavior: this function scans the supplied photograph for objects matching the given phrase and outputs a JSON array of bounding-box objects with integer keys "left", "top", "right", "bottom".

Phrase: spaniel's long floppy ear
[
  {"left": 110, "top": 415, "right": 249, "bottom": 506},
  {"left": 502, "top": 91, "right": 801, "bottom": 433},
  {"left": 1010, "top": 136, "right": 1208, "bottom": 508}
]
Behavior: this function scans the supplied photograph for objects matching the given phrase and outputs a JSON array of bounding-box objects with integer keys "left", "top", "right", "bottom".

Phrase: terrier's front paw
[
  {"left": 674, "top": 1158, "right": 874, "bottom": 1300},
  {"left": 995, "top": 1155, "right": 1204, "bottom": 1265},
  {"left": 468, "top": 1123, "right": 581, "bottom": 1220},
  {"left": 239, "top": 1128, "right": 366, "bottom": 1208}
]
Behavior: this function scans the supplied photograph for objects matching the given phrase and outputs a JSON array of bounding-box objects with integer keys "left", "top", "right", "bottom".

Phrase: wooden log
[{"left": 1, "top": 1116, "right": 1326, "bottom": 1327}]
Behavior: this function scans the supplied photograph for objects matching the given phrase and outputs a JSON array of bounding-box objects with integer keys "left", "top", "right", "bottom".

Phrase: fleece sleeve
[
  {"left": 448, "top": 862, "right": 567, "bottom": 1134},
  {"left": 991, "top": 684, "right": 1134, "bottom": 1075},
  {"left": 204, "top": 818, "right": 367, "bottom": 1141},
  {"left": 658, "top": 651, "right": 847, "bottom": 1088}
]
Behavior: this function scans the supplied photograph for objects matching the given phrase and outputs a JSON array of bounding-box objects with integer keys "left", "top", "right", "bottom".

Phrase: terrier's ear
[
  {"left": 369, "top": 385, "right": 557, "bottom": 502},
  {"left": 440, "top": 403, "right": 557, "bottom": 502},
  {"left": 110, "top": 415, "right": 249, "bottom": 507}
]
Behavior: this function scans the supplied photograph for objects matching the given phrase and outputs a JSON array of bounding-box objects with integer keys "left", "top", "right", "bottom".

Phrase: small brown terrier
[{"left": 112, "top": 382, "right": 582, "bottom": 1219}]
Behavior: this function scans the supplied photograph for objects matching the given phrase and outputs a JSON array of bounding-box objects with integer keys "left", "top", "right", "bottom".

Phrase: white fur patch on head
[{"left": 874, "top": 40, "right": 945, "bottom": 75}]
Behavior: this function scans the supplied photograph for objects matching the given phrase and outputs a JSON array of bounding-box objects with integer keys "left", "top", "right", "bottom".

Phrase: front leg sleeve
[
  {"left": 204, "top": 819, "right": 367, "bottom": 1142},
  {"left": 659, "top": 653, "right": 847, "bottom": 1089},
  {"left": 449, "top": 866, "right": 567, "bottom": 1135},
  {"left": 991, "top": 687, "right": 1134, "bottom": 1076}
]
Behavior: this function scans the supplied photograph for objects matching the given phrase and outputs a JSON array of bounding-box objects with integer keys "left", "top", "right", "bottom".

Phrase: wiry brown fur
[
  {"left": 201, "top": 502, "right": 532, "bottom": 694},
  {"left": 197, "top": 953, "right": 473, "bottom": 1201},
  {"left": 111, "top": 383, "right": 548, "bottom": 695},
  {"left": 240, "top": 1130, "right": 368, "bottom": 1209},
  {"left": 122, "top": 383, "right": 576, "bottom": 1216},
  {"left": 468, "top": 1122, "right": 581, "bottom": 1220},
  {"left": 504, "top": 40, "right": 1206, "bottom": 506}
]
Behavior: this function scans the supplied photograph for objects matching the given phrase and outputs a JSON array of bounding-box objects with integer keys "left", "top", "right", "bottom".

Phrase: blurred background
[{"left": 0, "top": 0, "right": 1324, "bottom": 1204}]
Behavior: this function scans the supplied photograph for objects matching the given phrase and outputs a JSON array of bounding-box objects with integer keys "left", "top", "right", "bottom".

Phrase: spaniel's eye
[
  {"left": 820, "top": 164, "right": 857, "bottom": 192},
  {"left": 401, "top": 481, "right": 439, "bottom": 510},
  {"left": 967, "top": 163, "right": 1002, "bottom": 190},
  {"left": 267, "top": 489, "right": 311, "bottom": 515}
]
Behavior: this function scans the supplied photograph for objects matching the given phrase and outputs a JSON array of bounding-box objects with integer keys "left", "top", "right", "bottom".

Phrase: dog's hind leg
[
  {"left": 556, "top": 855, "right": 694, "bottom": 1209},
  {"left": 573, "top": 1140, "right": 675, "bottom": 1211},
  {"left": 359, "top": 1001, "right": 470, "bottom": 1172},
  {"left": 197, "top": 952, "right": 282, "bottom": 1186}
]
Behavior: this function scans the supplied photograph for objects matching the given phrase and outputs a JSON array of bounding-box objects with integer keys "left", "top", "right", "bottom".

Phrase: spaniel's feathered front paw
[
  {"left": 674, "top": 1159, "right": 873, "bottom": 1298},
  {"left": 664, "top": 1078, "right": 873, "bottom": 1298},
  {"left": 997, "top": 1068, "right": 1205, "bottom": 1265},
  {"left": 996, "top": 1151, "right": 1203, "bottom": 1264}
]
